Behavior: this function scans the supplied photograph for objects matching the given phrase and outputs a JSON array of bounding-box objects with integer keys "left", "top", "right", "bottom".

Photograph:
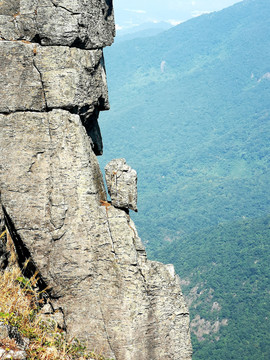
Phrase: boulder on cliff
[{"left": 105, "top": 158, "right": 138, "bottom": 212}]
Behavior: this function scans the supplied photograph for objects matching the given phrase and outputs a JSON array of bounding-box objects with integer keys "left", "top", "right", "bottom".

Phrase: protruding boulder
[{"left": 105, "top": 158, "right": 138, "bottom": 212}]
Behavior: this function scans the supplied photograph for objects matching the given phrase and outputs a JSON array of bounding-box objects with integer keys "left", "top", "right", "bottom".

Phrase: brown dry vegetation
[{"left": 0, "top": 229, "right": 111, "bottom": 360}]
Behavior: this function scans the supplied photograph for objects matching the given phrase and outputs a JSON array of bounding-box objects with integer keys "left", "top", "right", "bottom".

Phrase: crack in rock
[{"left": 33, "top": 57, "right": 48, "bottom": 109}]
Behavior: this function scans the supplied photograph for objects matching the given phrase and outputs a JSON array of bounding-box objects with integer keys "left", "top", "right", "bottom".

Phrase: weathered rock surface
[
  {"left": 0, "top": 111, "right": 192, "bottom": 359},
  {"left": 0, "top": 40, "right": 108, "bottom": 154},
  {"left": 0, "top": 0, "right": 115, "bottom": 49},
  {"left": 105, "top": 158, "right": 138, "bottom": 212},
  {"left": 34, "top": 45, "right": 109, "bottom": 112},
  {"left": 0, "top": 0, "right": 192, "bottom": 359},
  {"left": 0, "top": 41, "right": 46, "bottom": 113}
]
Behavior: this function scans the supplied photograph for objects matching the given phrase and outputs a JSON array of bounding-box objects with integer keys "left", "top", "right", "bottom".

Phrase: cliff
[{"left": 0, "top": 1, "right": 192, "bottom": 359}]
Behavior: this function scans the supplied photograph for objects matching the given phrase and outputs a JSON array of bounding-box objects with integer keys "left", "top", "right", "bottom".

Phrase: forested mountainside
[
  {"left": 99, "top": 0, "right": 270, "bottom": 358},
  {"left": 100, "top": 0, "right": 270, "bottom": 249},
  {"left": 155, "top": 215, "right": 270, "bottom": 359}
]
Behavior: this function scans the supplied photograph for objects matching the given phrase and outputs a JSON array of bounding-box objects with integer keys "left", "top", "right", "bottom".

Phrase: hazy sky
[{"left": 113, "top": 0, "right": 243, "bottom": 30}]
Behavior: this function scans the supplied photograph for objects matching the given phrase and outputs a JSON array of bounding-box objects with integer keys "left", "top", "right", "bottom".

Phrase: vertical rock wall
[{"left": 0, "top": 1, "right": 192, "bottom": 359}]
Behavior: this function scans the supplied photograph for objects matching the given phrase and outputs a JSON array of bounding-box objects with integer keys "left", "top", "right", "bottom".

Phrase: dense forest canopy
[{"left": 99, "top": 0, "right": 270, "bottom": 358}]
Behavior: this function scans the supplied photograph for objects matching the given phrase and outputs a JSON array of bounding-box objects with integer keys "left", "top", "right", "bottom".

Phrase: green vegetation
[
  {"left": 99, "top": 0, "right": 270, "bottom": 358},
  {"left": 154, "top": 215, "right": 270, "bottom": 360},
  {"left": 100, "top": 0, "right": 270, "bottom": 250}
]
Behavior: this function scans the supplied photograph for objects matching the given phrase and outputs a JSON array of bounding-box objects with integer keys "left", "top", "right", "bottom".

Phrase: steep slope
[
  {"left": 155, "top": 215, "right": 270, "bottom": 360},
  {"left": 99, "top": 0, "right": 270, "bottom": 250}
]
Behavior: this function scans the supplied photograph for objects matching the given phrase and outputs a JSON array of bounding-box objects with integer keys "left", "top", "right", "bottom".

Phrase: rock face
[
  {"left": 0, "top": 1, "right": 192, "bottom": 359},
  {"left": 105, "top": 158, "right": 138, "bottom": 212},
  {"left": 0, "top": 0, "right": 114, "bottom": 48},
  {"left": 0, "top": 40, "right": 107, "bottom": 155}
]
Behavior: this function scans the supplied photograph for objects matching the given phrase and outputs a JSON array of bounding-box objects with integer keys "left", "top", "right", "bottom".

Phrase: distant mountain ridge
[{"left": 115, "top": 21, "right": 173, "bottom": 43}]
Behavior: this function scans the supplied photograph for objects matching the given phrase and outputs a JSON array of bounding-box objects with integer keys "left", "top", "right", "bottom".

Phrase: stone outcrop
[
  {"left": 0, "top": 0, "right": 114, "bottom": 48},
  {"left": 0, "top": 40, "right": 108, "bottom": 155},
  {"left": 0, "top": 1, "right": 192, "bottom": 359},
  {"left": 105, "top": 158, "right": 138, "bottom": 212}
]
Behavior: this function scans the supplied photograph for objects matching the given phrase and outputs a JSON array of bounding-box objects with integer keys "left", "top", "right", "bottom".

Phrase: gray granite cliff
[{"left": 0, "top": 1, "right": 192, "bottom": 359}]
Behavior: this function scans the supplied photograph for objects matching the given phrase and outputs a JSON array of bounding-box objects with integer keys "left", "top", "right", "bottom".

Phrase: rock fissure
[
  {"left": 47, "top": 116, "right": 57, "bottom": 238},
  {"left": 98, "top": 293, "right": 117, "bottom": 360},
  {"left": 103, "top": 208, "right": 117, "bottom": 257},
  {"left": 6, "top": 189, "right": 30, "bottom": 194},
  {"left": 32, "top": 58, "right": 48, "bottom": 110},
  {"left": 138, "top": 267, "right": 147, "bottom": 285},
  {"left": 1, "top": 206, "right": 50, "bottom": 294},
  {"left": 50, "top": 230, "right": 67, "bottom": 242},
  {"left": 50, "top": 1, "right": 81, "bottom": 16},
  {"left": 0, "top": 38, "right": 102, "bottom": 49},
  {"left": 0, "top": 109, "right": 47, "bottom": 115},
  {"left": 30, "top": 33, "right": 43, "bottom": 46},
  {"left": 27, "top": 151, "right": 45, "bottom": 173}
]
